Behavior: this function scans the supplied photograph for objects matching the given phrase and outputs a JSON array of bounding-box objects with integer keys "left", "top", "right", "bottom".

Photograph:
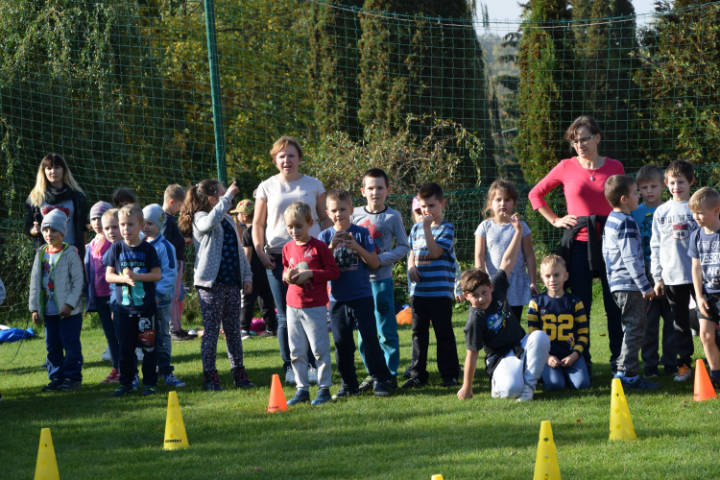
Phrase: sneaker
[
  {"left": 163, "top": 373, "right": 187, "bottom": 388},
  {"left": 442, "top": 377, "right": 459, "bottom": 387},
  {"left": 141, "top": 385, "right": 158, "bottom": 396},
  {"left": 619, "top": 374, "right": 659, "bottom": 390},
  {"left": 644, "top": 366, "right": 659, "bottom": 378},
  {"left": 663, "top": 364, "right": 677, "bottom": 377},
  {"left": 203, "top": 370, "right": 223, "bottom": 391},
  {"left": 58, "top": 379, "right": 81, "bottom": 391},
  {"left": 42, "top": 378, "right": 63, "bottom": 392},
  {"left": 284, "top": 365, "right": 296, "bottom": 385},
  {"left": 259, "top": 330, "right": 276, "bottom": 338},
  {"left": 112, "top": 384, "right": 133, "bottom": 397},
  {"left": 358, "top": 376, "right": 374, "bottom": 393},
  {"left": 400, "top": 377, "right": 426, "bottom": 389},
  {"left": 103, "top": 368, "right": 120, "bottom": 383},
  {"left": 402, "top": 366, "right": 412, "bottom": 379},
  {"left": 287, "top": 388, "right": 310, "bottom": 406},
  {"left": 232, "top": 367, "right": 254, "bottom": 389},
  {"left": 373, "top": 380, "right": 393, "bottom": 397},
  {"left": 186, "top": 329, "right": 198, "bottom": 338},
  {"left": 312, "top": 387, "right": 332, "bottom": 405},
  {"left": 101, "top": 347, "right": 112, "bottom": 362},
  {"left": 516, "top": 384, "right": 534, "bottom": 402},
  {"left": 241, "top": 330, "right": 252, "bottom": 340},
  {"left": 132, "top": 375, "right": 140, "bottom": 391},
  {"left": 308, "top": 366, "right": 318, "bottom": 385},
  {"left": 332, "top": 385, "right": 359, "bottom": 400},
  {"left": 673, "top": 364, "right": 692, "bottom": 382},
  {"left": 171, "top": 329, "right": 194, "bottom": 341}
]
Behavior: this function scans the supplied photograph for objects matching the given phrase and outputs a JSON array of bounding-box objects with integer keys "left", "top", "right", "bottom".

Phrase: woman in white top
[{"left": 252, "top": 136, "right": 331, "bottom": 381}]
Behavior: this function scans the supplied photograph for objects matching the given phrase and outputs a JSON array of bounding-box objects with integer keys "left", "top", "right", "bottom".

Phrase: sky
[{"left": 484, "top": 0, "right": 658, "bottom": 21}]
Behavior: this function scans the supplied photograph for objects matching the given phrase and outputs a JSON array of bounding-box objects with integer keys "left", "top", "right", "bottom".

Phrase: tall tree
[
  {"left": 515, "top": 0, "right": 574, "bottom": 184},
  {"left": 572, "top": 0, "right": 640, "bottom": 167},
  {"left": 635, "top": 0, "right": 720, "bottom": 183}
]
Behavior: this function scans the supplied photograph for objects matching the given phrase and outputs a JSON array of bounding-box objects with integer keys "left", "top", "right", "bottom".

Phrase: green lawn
[{"left": 1, "top": 294, "right": 719, "bottom": 479}]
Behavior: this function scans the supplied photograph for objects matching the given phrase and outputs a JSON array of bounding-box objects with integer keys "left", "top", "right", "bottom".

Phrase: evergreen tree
[
  {"left": 515, "top": 0, "right": 574, "bottom": 184},
  {"left": 572, "top": 0, "right": 640, "bottom": 167},
  {"left": 635, "top": 0, "right": 720, "bottom": 183}
]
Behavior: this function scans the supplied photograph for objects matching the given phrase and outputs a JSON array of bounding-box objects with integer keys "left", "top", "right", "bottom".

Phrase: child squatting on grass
[
  {"left": 527, "top": 254, "right": 590, "bottom": 391},
  {"left": 30, "top": 209, "right": 85, "bottom": 392},
  {"left": 457, "top": 213, "right": 550, "bottom": 402}
]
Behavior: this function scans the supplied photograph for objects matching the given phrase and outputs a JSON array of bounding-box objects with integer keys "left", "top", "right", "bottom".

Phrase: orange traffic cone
[
  {"left": 693, "top": 358, "right": 717, "bottom": 402},
  {"left": 267, "top": 373, "right": 288, "bottom": 413}
]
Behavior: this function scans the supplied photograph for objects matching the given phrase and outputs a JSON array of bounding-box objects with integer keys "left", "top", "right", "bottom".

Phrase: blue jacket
[{"left": 148, "top": 234, "right": 177, "bottom": 306}]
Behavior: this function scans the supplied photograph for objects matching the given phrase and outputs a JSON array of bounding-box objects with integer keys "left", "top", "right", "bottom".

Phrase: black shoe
[
  {"left": 232, "top": 367, "right": 254, "bottom": 389},
  {"left": 358, "top": 376, "right": 374, "bottom": 393},
  {"left": 171, "top": 329, "right": 194, "bottom": 341},
  {"left": 42, "top": 378, "right": 63, "bottom": 392},
  {"left": 332, "top": 385, "right": 359, "bottom": 400},
  {"left": 203, "top": 370, "right": 224, "bottom": 391},
  {"left": 141, "top": 385, "right": 158, "bottom": 396},
  {"left": 442, "top": 377, "right": 459, "bottom": 387},
  {"left": 402, "top": 366, "right": 412, "bottom": 379},
  {"left": 57, "top": 379, "right": 81, "bottom": 391},
  {"left": 644, "top": 366, "right": 659, "bottom": 378},
  {"left": 258, "top": 330, "right": 276, "bottom": 338},
  {"left": 112, "top": 384, "right": 134, "bottom": 397},
  {"left": 373, "top": 380, "right": 394, "bottom": 397},
  {"left": 401, "top": 377, "right": 426, "bottom": 389}
]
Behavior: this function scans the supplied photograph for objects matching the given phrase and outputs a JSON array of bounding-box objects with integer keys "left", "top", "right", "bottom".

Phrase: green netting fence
[{"left": 1, "top": 0, "right": 720, "bottom": 313}]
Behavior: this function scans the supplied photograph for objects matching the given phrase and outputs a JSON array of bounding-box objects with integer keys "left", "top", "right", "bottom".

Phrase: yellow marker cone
[
  {"left": 163, "top": 391, "right": 189, "bottom": 450},
  {"left": 34, "top": 427, "right": 60, "bottom": 480},
  {"left": 431, "top": 475, "right": 444, "bottom": 480},
  {"left": 609, "top": 378, "right": 637, "bottom": 441},
  {"left": 533, "top": 420, "right": 561, "bottom": 480}
]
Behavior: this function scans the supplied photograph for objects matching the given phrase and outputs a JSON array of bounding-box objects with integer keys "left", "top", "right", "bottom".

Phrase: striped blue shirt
[
  {"left": 408, "top": 220, "right": 456, "bottom": 298},
  {"left": 602, "top": 211, "right": 652, "bottom": 294}
]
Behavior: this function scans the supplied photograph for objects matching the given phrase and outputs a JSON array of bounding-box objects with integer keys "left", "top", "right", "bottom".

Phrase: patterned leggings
[{"left": 198, "top": 284, "right": 244, "bottom": 372}]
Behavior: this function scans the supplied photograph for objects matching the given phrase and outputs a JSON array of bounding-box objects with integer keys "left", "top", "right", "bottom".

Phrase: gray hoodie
[{"left": 29, "top": 244, "right": 84, "bottom": 319}]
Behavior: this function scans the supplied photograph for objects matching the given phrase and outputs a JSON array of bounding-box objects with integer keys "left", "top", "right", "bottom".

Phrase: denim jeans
[
  {"left": 266, "top": 253, "right": 291, "bottom": 367},
  {"left": 116, "top": 310, "right": 157, "bottom": 387},
  {"left": 542, "top": 354, "right": 591, "bottom": 390},
  {"left": 613, "top": 290, "right": 648, "bottom": 377},
  {"left": 358, "top": 278, "right": 400, "bottom": 376},
  {"left": 330, "top": 297, "right": 392, "bottom": 389},
  {"left": 156, "top": 302, "right": 173, "bottom": 375},
  {"left": 95, "top": 296, "right": 118, "bottom": 370},
  {"left": 45, "top": 313, "right": 83, "bottom": 382},
  {"left": 569, "top": 241, "right": 622, "bottom": 368}
]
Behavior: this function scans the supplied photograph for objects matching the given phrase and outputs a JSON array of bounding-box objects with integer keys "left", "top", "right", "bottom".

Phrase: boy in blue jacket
[{"left": 143, "top": 204, "right": 185, "bottom": 388}]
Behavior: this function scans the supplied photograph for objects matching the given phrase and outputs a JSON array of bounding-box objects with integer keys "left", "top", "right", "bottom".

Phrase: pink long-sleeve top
[{"left": 528, "top": 157, "right": 624, "bottom": 241}]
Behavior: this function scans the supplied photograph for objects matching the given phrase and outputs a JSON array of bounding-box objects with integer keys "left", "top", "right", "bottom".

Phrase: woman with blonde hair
[{"left": 25, "top": 153, "right": 89, "bottom": 257}]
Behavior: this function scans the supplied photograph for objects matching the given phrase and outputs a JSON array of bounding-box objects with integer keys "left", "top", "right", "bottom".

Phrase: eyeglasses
[{"left": 573, "top": 135, "right": 595, "bottom": 146}]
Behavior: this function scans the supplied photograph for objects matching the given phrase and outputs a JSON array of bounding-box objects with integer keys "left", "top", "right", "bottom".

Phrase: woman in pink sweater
[{"left": 528, "top": 115, "right": 624, "bottom": 373}]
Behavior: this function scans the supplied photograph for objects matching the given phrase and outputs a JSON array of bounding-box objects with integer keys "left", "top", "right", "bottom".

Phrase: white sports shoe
[
  {"left": 101, "top": 347, "right": 112, "bottom": 362},
  {"left": 516, "top": 384, "right": 534, "bottom": 402}
]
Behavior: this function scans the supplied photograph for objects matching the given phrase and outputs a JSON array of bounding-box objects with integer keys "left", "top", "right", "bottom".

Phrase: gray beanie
[
  {"left": 142, "top": 203, "right": 166, "bottom": 228},
  {"left": 41, "top": 209, "right": 69, "bottom": 236}
]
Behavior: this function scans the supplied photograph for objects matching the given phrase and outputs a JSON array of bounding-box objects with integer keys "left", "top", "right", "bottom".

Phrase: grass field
[{"left": 2, "top": 291, "right": 719, "bottom": 479}]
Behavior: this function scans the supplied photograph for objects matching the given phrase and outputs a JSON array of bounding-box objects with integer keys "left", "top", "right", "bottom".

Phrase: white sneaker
[
  {"left": 308, "top": 366, "right": 318, "bottom": 385},
  {"left": 101, "top": 347, "right": 112, "bottom": 362},
  {"left": 135, "top": 347, "right": 144, "bottom": 361},
  {"left": 516, "top": 384, "right": 534, "bottom": 402},
  {"left": 284, "top": 366, "right": 296, "bottom": 385}
]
